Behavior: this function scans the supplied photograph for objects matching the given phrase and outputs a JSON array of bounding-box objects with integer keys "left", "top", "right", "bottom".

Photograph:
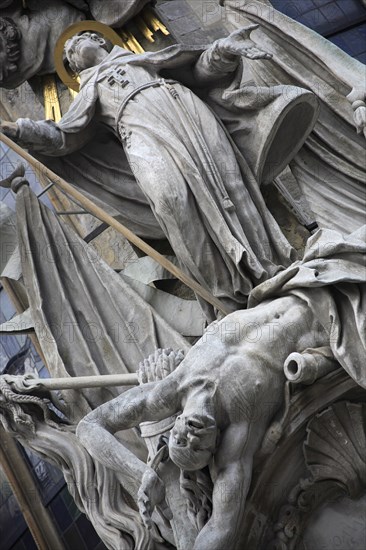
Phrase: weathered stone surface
[
  {"left": 0, "top": 4, "right": 365, "bottom": 549},
  {"left": 0, "top": 1, "right": 86, "bottom": 88},
  {"left": 0, "top": 201, "right": 17, "bottom": 274},
  {"left": 223, "top": 0, "right": 366, "bottom": 234},
  {"left": 76, "top": 227, "right": 365, "bottom": 549},
  {"left": 1, "top": 30, "right": 321, "bottom": 319},
  {"left": 157, "top": 1, "right": 194, "bottom": 21}
]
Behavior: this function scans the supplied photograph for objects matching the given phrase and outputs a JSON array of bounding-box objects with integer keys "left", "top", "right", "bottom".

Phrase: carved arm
[
  {"left": 193, "top": 460, "right": 252, "bottom": 550},
  {"left": 76, "top": 379, "right": 180, "bottom": 498},
  {"left": 193, "top": 422, "right": 254, "bottom": 549},
  {"left": 193, "top": 25, "right": 271, "bottom": 84}
]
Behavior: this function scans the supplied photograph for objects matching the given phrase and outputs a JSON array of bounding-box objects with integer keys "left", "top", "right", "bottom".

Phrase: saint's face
[{"left": 67, "top": 33, "right": 107, "bottom": 72}]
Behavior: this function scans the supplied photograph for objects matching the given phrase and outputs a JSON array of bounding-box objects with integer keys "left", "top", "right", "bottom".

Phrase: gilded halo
[{"left": 54, "top": 20, "right": 125, "bottom": 92}]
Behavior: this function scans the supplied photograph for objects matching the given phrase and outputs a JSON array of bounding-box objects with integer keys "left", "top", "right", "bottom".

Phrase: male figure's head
[
  {"left": 168, "top": 412, "right": 218, "bottom": 471},
  {"left": 65, "top": 32, "right": 111, "bottom": 73}
]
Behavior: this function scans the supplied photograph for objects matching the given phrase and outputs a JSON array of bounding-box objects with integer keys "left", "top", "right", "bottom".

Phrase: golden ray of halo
[{"left": 54, "top": 21, "right": 126, "bottom": 92}]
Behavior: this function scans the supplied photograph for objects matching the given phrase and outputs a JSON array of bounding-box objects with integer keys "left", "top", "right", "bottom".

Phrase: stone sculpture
[
  {"left": 0, "top": 0, "right": 150, "bottom": 88},
  {"left": 0, "top": 1, "right": 85, "bottom": 88},
  {"left": 221, "top": 0, "right": 366, "bottom": 233},
  {"left": 0, "top": 144, "right": 365, "bottom": 550},
  {"left": 0, "top": 27, "right": 322, "bottom": 318},
  {"left": 76, "top": 300, "right": 325, "bottom": 549},
  {"left": 1, "top": 166, "right": 364, "bottom": 550},
  {"left": 0, "top": 4, "right": 365, "bottom": 549},
  {"left": 76, "top": 225, "right": 365, "bottom": 549}
]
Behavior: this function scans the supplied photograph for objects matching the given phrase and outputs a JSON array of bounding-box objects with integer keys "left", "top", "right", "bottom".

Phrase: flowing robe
[
  {"left": 16, "top": 44, "right": 297, "bottom": 318},
  {"left": 222, "top": 0, "right": 366, "bottom": 234}
]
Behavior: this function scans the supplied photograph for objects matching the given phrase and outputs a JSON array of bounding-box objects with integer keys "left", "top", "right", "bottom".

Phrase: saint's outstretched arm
[
  {"left": 0, "top": 83, "right": 98, "bottom": 156},
  {"left": 194, "top": 24, "right": 272, "bottom": 84}
]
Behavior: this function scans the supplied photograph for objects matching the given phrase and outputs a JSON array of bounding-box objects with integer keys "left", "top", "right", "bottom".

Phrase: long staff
[{"left": 5, "top": 373, "right": 139, "bottom": 392}]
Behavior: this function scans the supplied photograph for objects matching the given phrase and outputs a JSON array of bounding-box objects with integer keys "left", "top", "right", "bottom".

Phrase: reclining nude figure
[{"left": 77, "top": 293, "right": 328, "bottom": 549}]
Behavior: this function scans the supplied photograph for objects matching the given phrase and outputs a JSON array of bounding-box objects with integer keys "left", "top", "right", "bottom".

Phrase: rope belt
[{"left": 115, "top": 78, "right": 179, "bottom": 134}]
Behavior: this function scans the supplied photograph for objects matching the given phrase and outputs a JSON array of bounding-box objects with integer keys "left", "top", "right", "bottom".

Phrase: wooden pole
[
  {"left": 0, "top": 133, "right": 229, "bottom": 316},
  {"left": 0, "top": 428, "right": 65, "bottom": 550}
]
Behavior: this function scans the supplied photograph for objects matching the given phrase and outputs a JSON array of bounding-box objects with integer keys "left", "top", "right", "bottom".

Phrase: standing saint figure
[{"left": 0, "top": 27, "right": 311, "bottom": 318}]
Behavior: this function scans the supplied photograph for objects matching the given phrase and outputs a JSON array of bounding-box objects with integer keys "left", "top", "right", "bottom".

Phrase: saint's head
[
  {"left": 65, "top": 32, "right": 111, "bottom": 73},
  {"left": 168, "top": 412, "right": 218, "bottom": 471}
]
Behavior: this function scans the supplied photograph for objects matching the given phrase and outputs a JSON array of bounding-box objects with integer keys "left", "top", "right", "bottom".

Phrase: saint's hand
[
  {"left": 0, "top": 119, "right": 18, "bottom": 140},
  {"left": 137, "top": 468, "right": 172, "bottom": 529},
  {"left": 218, "top": 25, "right": 272, "bottom": 60}
]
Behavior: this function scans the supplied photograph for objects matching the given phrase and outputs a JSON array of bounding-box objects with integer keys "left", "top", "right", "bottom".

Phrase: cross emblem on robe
[{"left": 107, "top": 68, "right": 129, "bottom": 87}]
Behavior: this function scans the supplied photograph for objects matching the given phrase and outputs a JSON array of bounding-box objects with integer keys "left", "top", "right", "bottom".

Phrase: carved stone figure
[
  {"left": 0, "top": 1, "right": 150, "bottom": 88},
  {"left": 0, "top": 157, "right": 364, "bottom": 549},
  {"left": 0, "top": 1, "right": 86, "bottom": 88},
  {"left": 75, "top": 224, "right": 365, "bottom": 549},
  {"left": 0, "top": 27, "right": 322, "bottom": 318},
  {"left": 73, "top": 298, "right": 327, "bottom": 548},
  {"left": 1, "top": 5, "right": 365, "bottom": 548}
]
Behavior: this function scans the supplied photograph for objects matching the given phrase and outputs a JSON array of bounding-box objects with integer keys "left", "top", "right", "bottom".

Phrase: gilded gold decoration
[
  {"left": 118, "top": 29, "right": 145, "bottom": 54},
  {"left": 54, "top": 21, "right": 125, "bottom": 92},
  {"left": 42, "top": 75, "right": 62, "bottom": 123},
  {"left": 143, "top": 7, "right": 170, "bottom": 36},
  {"left": 69, "top": 79, "right": 79, "bottom": 101},
  {"left": 54, "top": 11, "right": 170, "bottom": 95},
  {"left": 136, "top": 16, "right": 155, "bottom": 43}
]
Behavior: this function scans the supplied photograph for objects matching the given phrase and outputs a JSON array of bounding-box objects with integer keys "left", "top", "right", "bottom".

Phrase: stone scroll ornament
[{"left": 271, "top": 401, "right": 366, "bottom": 550}]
